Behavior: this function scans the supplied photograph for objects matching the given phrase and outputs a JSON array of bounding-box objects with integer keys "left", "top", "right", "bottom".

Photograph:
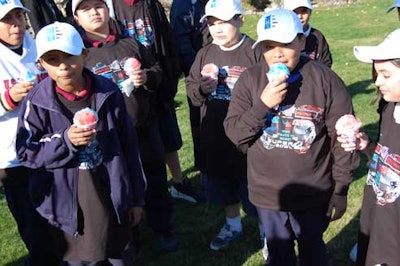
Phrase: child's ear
[
  {"left": 73, "top": 14, "right": 80, "bottom": 25},
  {"left": 235, "top": 15, "right": 244, "bottom": 27}
]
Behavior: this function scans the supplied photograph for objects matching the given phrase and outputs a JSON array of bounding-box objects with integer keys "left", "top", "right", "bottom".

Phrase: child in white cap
[
  {"left": 186, "top": 0, "right": 264, "bottom": 252},
  {"left": 16, "top": 21, "right": 146, "bottom": 266},
  {"left": 0, "top": 1, "right": 59, "bottom": 265},
  {"left": 224, "top": 8, "right": 359, "bottom": 265},
  {"left": 284, "top": 0, "right": 333, "bottom": 67},
  {"left": 340, "top": 28, "right": 400, "bottom": 266}
]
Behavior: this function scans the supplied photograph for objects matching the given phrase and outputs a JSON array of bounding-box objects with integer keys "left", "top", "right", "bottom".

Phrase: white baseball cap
[
  {"left": 0, "top": 0, "right": 29, "bottom": 20},
  {"left": 387, "top": 0, "right": 400, "bottom": 13},
  {"left": 35, "top": 22, "right": 85, "bottom": 61},
  {"left": 200, "top": 0, "right": 243, "bottom": 23},
  {"left": 353, "top": 29, "right": 400, "bottom": 63},
  {"left": 252, "top": 8, "right": 303, "bottom": 49},
  {"left": 72, "top": 0, "right": 106, "bottom": 14},
  {"left": 284, "top": 0, "right": 314, "bottom": 11}
]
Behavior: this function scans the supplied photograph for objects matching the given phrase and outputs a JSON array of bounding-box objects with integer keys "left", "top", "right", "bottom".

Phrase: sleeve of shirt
[
  {"left": 317, "top": 33, "right": 333, "bottom": 68},
  {"left": 185, "top": 48, "right": 208, "bottom": 106},
  {"left": 170, "top": 0, "right": 197, "bottom": 76},
  {"left": 113, "top": 91, "right": 146, "bottom": 207},
  {"left": 224, "top": 70, "right": 271, "bottom": 153},
  {"left": 324, "top": 70, "right": 360, "bottom": 195},
  {"left": 16, "top": 99, "right": 77, "bottom": 170}
]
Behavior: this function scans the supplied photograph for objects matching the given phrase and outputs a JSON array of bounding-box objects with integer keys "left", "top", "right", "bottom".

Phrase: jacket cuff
[
  {"left": 334, "top": 183, "right": 349, "bottom": 196},
  {"left": 1, "top": 91, "right": 18, "bottom": 111}
]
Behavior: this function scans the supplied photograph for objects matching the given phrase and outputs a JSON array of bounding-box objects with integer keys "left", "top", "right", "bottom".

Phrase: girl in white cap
[{"left": 342, "top": 28, "right": 400, "bottom": 266}]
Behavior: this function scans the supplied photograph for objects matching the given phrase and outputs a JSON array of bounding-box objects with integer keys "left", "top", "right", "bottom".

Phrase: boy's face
[
  {"left": 207, "top": 16, "right": 243, "bottom": 48},
  {"left": 74, "top": 0, "right": 109, "bottom": 34},
  {"left": 261, "top": 36, "right": 305, "bottom": 72},
  {"left": 39, "top": 50, "right": 89, "bottom": 92},
  {"left": 0, "top": 8, "right": 26, "bottom": 47},
  {"left": 374, "top": 60, "right": 400, "bottom": 102},
  {"left": 293, "top": 7, "right": 311, "bottom": 30}
]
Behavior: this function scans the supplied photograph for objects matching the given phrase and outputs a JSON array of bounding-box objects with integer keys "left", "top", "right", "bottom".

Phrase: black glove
[{"left": 326, "top": 193, "right": 347, "bottom": 221}]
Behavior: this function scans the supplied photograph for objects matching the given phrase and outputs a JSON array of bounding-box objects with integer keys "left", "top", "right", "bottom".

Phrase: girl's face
[
  {"left": 39, "top": 50, "right": 88, "bottom": 92},
  {"left": 293, "top": 7, "right": 311, "bottom": 31},
  {"left": 207, "top": 16, "right": 243, "bottom": 48},
  {"left": 0, "top": 8, "right": 26, "bottom": 47},
  {"left": 261, "top": 36, "right": 305, "bottom": 72},
  {"left": 374, "top": 60, "right": 400, "bottom": 102}
]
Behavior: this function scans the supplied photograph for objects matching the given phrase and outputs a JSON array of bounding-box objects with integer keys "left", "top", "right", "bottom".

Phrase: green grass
[{"left": 1, "top": 0, "right": 398, "bottom": 265}]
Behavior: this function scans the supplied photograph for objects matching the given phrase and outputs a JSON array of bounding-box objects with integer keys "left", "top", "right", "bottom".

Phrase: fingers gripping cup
[
  {"left": 335, "top": 114, "right": 362, "bottom": 144},
  {"left": 121, "top": 57, "right": 142, "bottom": 96},
  {"left": 73, "top": 107, "right": 98, "bottom": 130},
  {"left": 267, "top": 62, "right": 290, "bottom": 82},
  {"left": 124, "top": 57, "right": 142, "bottom": 75},
  {"left": 201, "top": 63, "right": 219, "bottom": 80}
]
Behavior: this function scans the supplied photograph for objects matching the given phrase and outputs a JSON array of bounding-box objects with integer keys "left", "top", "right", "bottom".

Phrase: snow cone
[
  {"left": 124, "top": 57, "right": 142, "bottom": 76},
  {"left": 201, "top": 63, "right": 219, "bottom": 80},
  {"left": 73, "top": 107, "right": 98, "bottom": 130},
  {"left": 121, "top": 57, "right": 142, "bottom": 96},
  {"left": 267, "top": 63, "right": 290, "bottom": 82},
  {"left": 335, "top": 114, "right": 362, "bottom": 144}
]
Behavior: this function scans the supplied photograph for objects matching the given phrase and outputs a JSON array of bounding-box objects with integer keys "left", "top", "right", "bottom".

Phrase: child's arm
[
  {"left": 112, "top": 91, "right": 146, "bottom": 207},
  {"left": 186, "top": 49, "right": 217, "bottom": 107},
  {"left": 224, "top": 70, "right": 270, "bottom": 153},
  {"left": 136, "top": 42, "right": 163, "bottom": 91},
  {"left": 16, "top": 100, "right": 78, "bottom": 169}
]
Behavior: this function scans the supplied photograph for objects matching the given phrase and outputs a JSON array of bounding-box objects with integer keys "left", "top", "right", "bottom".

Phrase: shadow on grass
[
  {"left": 346, "top": 79, "right": 375, "bottom": 98},
  {"left": 137, "top": 171, "right": 264, "bottom": 266},
  {"left": 327, "top": 210, "right": 361, "bottom": 266}
]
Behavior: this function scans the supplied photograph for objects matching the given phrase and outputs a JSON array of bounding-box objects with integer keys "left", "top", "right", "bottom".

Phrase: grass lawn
[{"left": 1, "top": 0, "right": 398, "bottom": 265}]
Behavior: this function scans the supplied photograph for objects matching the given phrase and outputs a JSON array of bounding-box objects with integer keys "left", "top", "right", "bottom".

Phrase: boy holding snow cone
[{"left": 16, "top": 22, "right": 146, "bottom": 265}]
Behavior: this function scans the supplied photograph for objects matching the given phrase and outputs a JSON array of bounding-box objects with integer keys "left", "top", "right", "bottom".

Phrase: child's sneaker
[
  {"left": 261, "top": 236, "right": 269, "bottom": 261},
  {"left": 171, "top": 177, "right": 205, "bottom": 203},
  {"left": 210, "top": 224, "right": 242, "bottom": 251}
]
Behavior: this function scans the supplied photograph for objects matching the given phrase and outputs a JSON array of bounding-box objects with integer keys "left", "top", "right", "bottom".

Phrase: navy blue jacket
[{"left": 16, "top": 69, "right": 146, "bottom": 236}]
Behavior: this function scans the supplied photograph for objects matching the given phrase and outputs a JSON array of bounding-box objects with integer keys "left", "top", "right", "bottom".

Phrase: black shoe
[{"left": 170, "top": 177, "right": 205, "bottom": 203}]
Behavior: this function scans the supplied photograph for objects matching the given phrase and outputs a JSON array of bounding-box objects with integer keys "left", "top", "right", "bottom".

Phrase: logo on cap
[
  {"left": 46, "top": 25, "right": 63, "bottom": 42},
  {"left": 0, "top": 0, "right": 11, "bottom": 6}
]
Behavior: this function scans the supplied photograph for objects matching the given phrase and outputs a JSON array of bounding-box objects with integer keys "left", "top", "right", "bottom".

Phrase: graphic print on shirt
[
  {"left": 209, "top": 65, "right": 247, "bottom": 101},
  {"left": 121, "top": 18, "right": 154, "bottom": 48},
  {"left": 261, "top": 105, "right": 324, "bottom": 154},
  {"left": 90, "top": 58, "right": 131, "bottom": 90},
  {"left": 2, "top": 62, "right": 47, "bottom": 91},
  {"left": 367, "top": 143, "right": 400, "bottom": 205},
  {"left": 77, "top": 139, "right": 103, "bottom": 170}
]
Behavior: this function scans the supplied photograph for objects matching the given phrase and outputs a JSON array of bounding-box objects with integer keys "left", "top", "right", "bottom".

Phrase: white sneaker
[{"left": 261, "top": 237, "right": 269, "bottom": 261}]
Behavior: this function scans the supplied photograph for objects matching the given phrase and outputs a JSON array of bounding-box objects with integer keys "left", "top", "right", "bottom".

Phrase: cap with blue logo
[
  {"left": 35, "top": 22, "right": 85, "bottom": 61},
  {"left": 252, "top": 8, "right": 303, "bottom": 49}
]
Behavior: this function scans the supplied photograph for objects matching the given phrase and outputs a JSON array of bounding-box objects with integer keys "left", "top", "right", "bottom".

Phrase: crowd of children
[{"left": 2, "top": 0, "right": 400, "bottom": 265}]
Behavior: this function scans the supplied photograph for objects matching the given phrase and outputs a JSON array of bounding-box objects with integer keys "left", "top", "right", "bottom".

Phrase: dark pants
[
  {"left": 257, "top": 206, "right": 330, "bottom": 266},
  {"left": 2, "top": 167, "right": 60, "bottom": 266},
  {"left": 136, "top": 119, "right": 174, "bottom": 235}
]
